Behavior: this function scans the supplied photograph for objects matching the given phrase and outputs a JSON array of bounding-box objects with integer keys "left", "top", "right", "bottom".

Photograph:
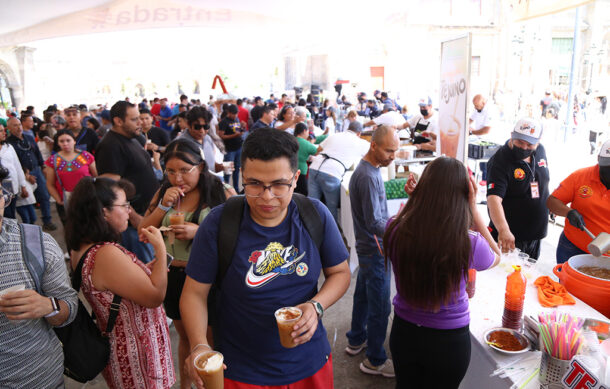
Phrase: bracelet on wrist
[{"left": 157, "top": 199, "right": 171, "bottom": 212}]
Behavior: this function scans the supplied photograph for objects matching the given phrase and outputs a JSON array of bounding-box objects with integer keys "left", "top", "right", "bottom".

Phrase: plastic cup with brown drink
[
  {"left": 222, "top": 161, "right": 234, "bottom": 175},
  {"left": 169, "top": 212, "right": 185, "bottom": 226},
  {"left": 194, "top": 351, "right": 224, "bottom": 389},
  {"left": 274, "top": 307, "right": 302, "bottom": 348}
]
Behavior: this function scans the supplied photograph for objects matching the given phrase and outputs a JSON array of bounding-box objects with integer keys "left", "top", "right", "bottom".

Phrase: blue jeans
[
  {"left": 479, "top": 161, "right": 488, "bottom": 181},
  {"left": 556, "top": 232, "right": 586, "bottom": 264},
  {"left": 308, "top": 169, "right": 341, "bottom": 224},
  {"left": 30, "top": 167, "right": 52, "bottom": 224},
  {"left": 121, "top": 225, "right": 154, "bottom": 263},
  {"left": 346, "top": 253, "right": 391, "bottom": 366},
  {"left": 17, "top": 204, "right": 37, "bottom": 224},
  {"left": 223, "top": 148, "right": 241, "bottom": 190}
]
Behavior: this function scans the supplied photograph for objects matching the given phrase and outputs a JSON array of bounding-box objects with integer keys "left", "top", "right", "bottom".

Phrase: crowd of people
[{"left": 0, "top": 89, "right": 608, "bottom": 389}]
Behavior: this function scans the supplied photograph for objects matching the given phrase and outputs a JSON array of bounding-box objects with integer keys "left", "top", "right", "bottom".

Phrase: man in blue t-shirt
[
  {"left": 346, "top": 125, "right": 399, "bottom": 378},
  {"left": 158, "top": 98, "right": 173, "bottom": 131},
  {"left": 182, "top": 128, "right": 350, "bottom": 388}
]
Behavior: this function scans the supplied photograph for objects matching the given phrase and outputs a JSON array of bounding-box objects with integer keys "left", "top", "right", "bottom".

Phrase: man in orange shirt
[{"left": 547, "top": 139, "right": 610, "bottom": 263}]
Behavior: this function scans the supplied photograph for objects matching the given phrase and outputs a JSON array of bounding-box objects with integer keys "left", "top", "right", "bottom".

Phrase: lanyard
[{"left": 522, "top": 155, "right": 536, "bottom": 183}]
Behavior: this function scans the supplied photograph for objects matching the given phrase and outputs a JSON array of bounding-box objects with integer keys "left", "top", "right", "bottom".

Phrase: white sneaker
[
  {"left": 345, "top": 342, "right": 367, "bottom": 356},
  {"left": 360, "top": 358, "right": 395, "bottom": 378}
]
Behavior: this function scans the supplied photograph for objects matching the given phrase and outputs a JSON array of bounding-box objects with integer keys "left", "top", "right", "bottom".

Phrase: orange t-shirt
[{"left": 551, "top": 165, "right": 610, "bottom": 252}]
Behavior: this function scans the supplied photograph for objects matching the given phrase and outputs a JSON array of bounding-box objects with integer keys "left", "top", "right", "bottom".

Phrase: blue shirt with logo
[{"left": 186, "top": 199, "right": 347, "bottom": 385}]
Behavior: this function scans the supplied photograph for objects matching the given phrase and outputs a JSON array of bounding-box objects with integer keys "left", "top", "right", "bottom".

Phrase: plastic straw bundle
[{"left": 538, "top": 312, "right": 585, "bottom": 360}]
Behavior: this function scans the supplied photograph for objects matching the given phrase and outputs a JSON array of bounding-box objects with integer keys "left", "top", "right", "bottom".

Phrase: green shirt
[
  {"left": 314, "top": 134, "right": 328, "bottom": 144},
  {"left": 162, "top": 207, "right": 210, "bottom": 261},
  {"left": 296, "top": 137, "right": 318, "bottom": 175}
]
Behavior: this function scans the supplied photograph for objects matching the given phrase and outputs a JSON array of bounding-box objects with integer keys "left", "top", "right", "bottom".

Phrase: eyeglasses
[
  {"left": 242, "top": 173, "right": 296, "bottom": 198},
  {"left": 166, "top": 165, "right": 198, "bottom": 178},
  {"left": 192, "top": 123, "right": 209, "bottom": 131},
  {"left": 2, "top": 188, "right": 15, "bottom": 208},
  {"left": 113, "top": 201, "right": 131, "bottom": 211}
]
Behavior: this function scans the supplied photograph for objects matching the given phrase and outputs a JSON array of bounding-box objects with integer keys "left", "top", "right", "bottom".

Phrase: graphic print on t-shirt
[{"left": 245, "top": 242, "right": 305, "bottom": 288}]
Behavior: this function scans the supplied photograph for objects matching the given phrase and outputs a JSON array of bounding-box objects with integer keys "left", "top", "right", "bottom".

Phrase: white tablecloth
[{"left": 461, "top": 262, "right": 608, "bottom": 388}]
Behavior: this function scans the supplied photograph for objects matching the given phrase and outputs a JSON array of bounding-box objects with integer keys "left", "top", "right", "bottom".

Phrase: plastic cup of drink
[
  {"left": 222, "top": 162, "right": 234, "bottom": 175},
  {"left": 274, "top": 307, "right": 302, "bottom": 348},
  {"left": 194, "top": 351, "right": 224, "bottom": 389},
  {"left": 0, "top": 284, "right": 26, "bottom": 324},
  {"left": 169, "top": 212, "right": 184, "bottom": 226}
]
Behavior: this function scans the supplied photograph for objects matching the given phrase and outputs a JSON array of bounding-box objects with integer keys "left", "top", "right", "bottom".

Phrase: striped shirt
[{"left": 0, "top": 218, "right": 78, "bottom": 388}]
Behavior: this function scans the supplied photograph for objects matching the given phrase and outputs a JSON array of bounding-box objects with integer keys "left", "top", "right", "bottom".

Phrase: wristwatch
[
  {"left": 157, "top": 199, "right": 171, "bottom": 212},
  {"left": 307, "top": 300, "right": 324, "bottom": 320},
  {"left": 44, "top": 297, "right": 60, "bottom": 318}
]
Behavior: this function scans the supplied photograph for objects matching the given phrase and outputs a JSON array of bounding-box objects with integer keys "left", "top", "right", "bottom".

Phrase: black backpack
[{"left": 20, "top": 226, "right": 121, "bottom": 383}]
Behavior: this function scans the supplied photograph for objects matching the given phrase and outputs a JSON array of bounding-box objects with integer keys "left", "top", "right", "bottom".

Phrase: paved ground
[{"left": 35, "top": 198, "right": 564, "bottom": 389}]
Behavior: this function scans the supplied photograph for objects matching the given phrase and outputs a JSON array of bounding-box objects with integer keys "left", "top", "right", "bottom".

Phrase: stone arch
[{"left": 0, "top": 59, "right": 21, "bottom": 109}]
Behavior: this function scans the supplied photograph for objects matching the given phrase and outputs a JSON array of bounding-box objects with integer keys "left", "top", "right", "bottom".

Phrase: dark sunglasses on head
[{"left": 192, "top": 123, "right": 210, "bottom": 131}]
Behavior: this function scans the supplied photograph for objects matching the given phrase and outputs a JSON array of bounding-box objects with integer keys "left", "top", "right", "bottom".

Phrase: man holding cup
[
  {"left": 181, "top": 128, "right": 350, "bottom": 388},
  {"left": 0, "top": 163, "right": 78, "bottom": 388}
]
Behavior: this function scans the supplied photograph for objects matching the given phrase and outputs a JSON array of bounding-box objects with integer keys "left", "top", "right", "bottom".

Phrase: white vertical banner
[{"left": 439, "top": 34, "right": 471, "bottom": 162}]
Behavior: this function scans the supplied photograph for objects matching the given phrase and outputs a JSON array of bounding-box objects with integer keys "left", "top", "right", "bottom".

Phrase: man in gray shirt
[
  {"left": 345, "top": 125, "right": 399, "bottom": 378},
  {"left": 0, "top": 164, "right": 78, "bottom": 388}
]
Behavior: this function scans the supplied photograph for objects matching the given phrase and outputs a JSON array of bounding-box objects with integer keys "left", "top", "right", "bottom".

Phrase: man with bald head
[
  {"left": 469, "top": 94, "right": 494, "bottom": 184},
  {"left": 469, "top": 94, "right": 492, "bottom": 136},
  {"left": 6, "top": 117, "right": 56, "bottom": 230},
  {"left": 345, "top": 125, "right": 399, "bottom": 378}
]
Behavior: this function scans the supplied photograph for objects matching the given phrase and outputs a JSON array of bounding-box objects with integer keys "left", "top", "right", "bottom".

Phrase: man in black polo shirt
[
  {"left": 486, "top": 118, "right": 550, "bottom": 259},
  {"left": 60, "top": 106, "right": 99, "bottom": 154},
  {"left": 95, "top": 100, "right": 160, "bottom": 263},
  {"left": 218, "top": 104, "right": 244, "bottom": 189}
]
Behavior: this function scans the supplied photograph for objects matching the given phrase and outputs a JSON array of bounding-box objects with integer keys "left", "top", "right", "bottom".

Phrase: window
[
  {"left": 471, "top": 56, "right": 481, "bottom": 76},
  {"left": 551, "top": 38, "right": 573, "bottom": 55}
]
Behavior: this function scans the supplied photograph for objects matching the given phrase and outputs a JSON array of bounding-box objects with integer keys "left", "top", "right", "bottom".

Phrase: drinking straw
[
  {"left": 517, "top": 368, "right": 539, "bottom": 389},
  {"left": 176, "top": 194, "right": 181, "bottom": 212}
]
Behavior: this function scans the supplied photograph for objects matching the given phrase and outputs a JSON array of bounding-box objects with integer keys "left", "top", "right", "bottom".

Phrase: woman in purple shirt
[{"left": 383, "top": 157, "right": 500, "bottom": 389}]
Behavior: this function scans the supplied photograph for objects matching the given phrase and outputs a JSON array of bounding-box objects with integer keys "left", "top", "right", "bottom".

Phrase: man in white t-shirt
[
  {"left": 468, "top": 94, "right": 495, "bottom": 183},
  {"left": 364, "top": 104, "right": 406, "bottom": 128},
  {"left": 400, "top": 97, "right": 439, "bottom": 153},
  {"left": 469, "top": 95, "right": 492, "bottom": 137},
  {"left": 308, "top": 121, "right": 370, "bottom": 224}
]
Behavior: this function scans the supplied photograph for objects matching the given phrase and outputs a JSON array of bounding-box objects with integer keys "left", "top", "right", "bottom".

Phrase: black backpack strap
[
  {"left": 19, "top": 223, "right": 45, "bottom": 294},
  {"left": 72, "top": 244, "right": 123, "bottom": 334},
  {"left": 216, "top": 195, "right": 246, "bottom": 288},
  {"left": 292, "top": 193, "right": 323, "bottom": 251},
  {"left": 105, "top": 295, "right": 122, "bottom": 334}
]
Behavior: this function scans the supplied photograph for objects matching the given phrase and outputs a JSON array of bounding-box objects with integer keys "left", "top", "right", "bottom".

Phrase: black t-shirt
[
  {"left": 145, "top": 126, "right": 170, "bottom": 147},
  {"left": 219, "top": 117, "right": 243, "bottom": 152},
  {"left": 95, "top": 131, "right": 160, "bottom": 215},
  {"left": 53, "top": 128, "right": 99, "bottom": 154},
  {"left": 486, "top": 142, "right": 550, "bottom": 241}
]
